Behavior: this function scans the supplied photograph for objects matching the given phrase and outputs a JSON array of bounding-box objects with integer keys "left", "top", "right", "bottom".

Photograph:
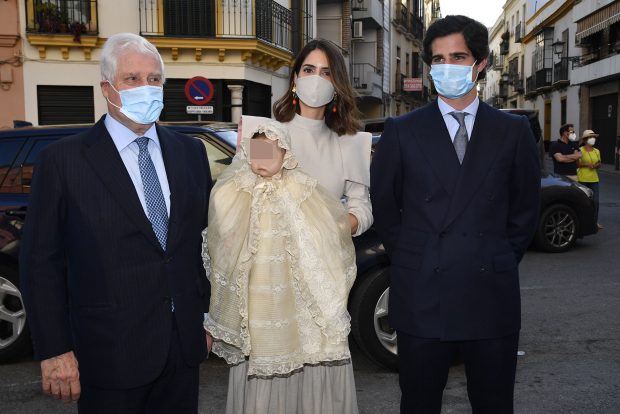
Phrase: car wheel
[
  {"left": 349, "top": 265, "right": 398, "bottom": 371},
  {"left": 0, "top": 264, "right": 31, "bottom": 363},
  {"left": 534, "top": 204, "right": 579, "bottom": 253}
]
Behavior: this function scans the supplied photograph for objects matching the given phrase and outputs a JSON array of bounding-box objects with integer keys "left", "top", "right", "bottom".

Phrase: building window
[
  {"left": 561, "top": 97, "right": 567, "bottom": 125},
  {"left": 37, "top": 85, "right": 94, "bottom": 125},
  {"left": 27, "top": 0, "right": 98, "bottom": 36},
  {"left": 162, "top": 0, "right": 215, "bottom": 37},
  {"left": 406, "top": 53, "right": 410, "bottom": 78},
  {"left": 533, "top": 28, "right": 554, "bottom": 71}
]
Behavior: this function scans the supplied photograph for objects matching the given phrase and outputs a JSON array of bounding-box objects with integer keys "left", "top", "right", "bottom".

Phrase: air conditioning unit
[{"left": 353, "top": 21, "right": 363, "bottom": 39}]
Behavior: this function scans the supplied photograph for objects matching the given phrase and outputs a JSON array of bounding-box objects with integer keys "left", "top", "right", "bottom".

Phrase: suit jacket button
[
  {"left": 434, "top": 267, "right": 440, "bottom": 273},
  {"left": 480, "top": 266, "right": 487, "bottom": 272},
  {"left": 439, "top": 231, "right": 446, "bottom": 238},
  {"left": 424, "top": 196, "right": 432, "bottom": 202}
]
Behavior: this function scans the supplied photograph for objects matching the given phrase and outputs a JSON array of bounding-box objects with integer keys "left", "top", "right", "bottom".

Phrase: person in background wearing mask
[
  {"left": 225, "top": 38, "right": 370, "bottom": 413},
  {"left": 578, "top": 129, "right": 603, "bottom": 229},
  {"left": 550, "top": 123, "right": 582, "bottom": 180},
  {"left": 371, "top": 15, "right": 540, "bottom": 414},
  {"left": 20, "top": 33, "right": 212, "bottom": 413}
]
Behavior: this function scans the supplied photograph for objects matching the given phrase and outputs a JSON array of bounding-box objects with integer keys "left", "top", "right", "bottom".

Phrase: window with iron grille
[
  {"left": 27, "top": 0, "right": 97, "bottom": 36},
  {"left": 163, "top": 0, "right": 215, "bottom": 37},
  {"left": 533, "top": 28, "right": 553, "bottom": 71}
]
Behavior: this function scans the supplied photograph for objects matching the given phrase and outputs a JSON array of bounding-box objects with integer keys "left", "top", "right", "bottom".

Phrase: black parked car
[
  {"left": 0, "top": 117, "right": 598, "bottom": 371},
  {"left": 0, "top": 123, "right": 394, "bottom": 370}
]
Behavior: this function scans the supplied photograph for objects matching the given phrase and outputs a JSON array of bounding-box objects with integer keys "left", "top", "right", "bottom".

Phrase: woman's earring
[
  {"left": 331, "top": 93, "right": 337, "bottom": 113},
  {"left": 292, "top": 85, "right": 297, "bottom": 106}
]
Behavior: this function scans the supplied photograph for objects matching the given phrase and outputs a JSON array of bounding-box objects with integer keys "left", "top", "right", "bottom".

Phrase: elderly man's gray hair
[{"left": 100, "top": 33, "right": 165, "bottom": 84}]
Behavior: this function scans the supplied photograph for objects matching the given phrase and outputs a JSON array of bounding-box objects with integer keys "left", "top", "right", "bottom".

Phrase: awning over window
[{"left": 576, "top": 1, "right": 620, "bottom": 42}]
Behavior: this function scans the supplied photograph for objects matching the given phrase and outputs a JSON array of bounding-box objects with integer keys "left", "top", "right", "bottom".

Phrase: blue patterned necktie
[
  {"left": 135, "top": 136, "right": 168, "bottom": 250},
  {"left": 450, "top": 112, "right": 468, "bottom": 164}
]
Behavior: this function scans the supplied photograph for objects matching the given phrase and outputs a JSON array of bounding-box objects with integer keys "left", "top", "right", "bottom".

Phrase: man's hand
[
  {"left": 40, "top": 351, "right": 81, "bottom": 403},
  {"left": 206, "top": 333, "right": 214, "bottom": 353}
]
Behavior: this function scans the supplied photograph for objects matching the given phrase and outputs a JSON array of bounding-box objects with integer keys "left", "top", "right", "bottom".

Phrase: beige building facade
[
  {"left": 0, "top": 0, "right": 26, "bottom": 129},
  {"left": 14, "top": 0, "right": 305, "bottom": 126}
]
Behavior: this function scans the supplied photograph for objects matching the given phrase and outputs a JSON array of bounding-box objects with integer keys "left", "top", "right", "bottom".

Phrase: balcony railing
[
  {"left": 526, "top": 75, "right": 536, "bottom": 95},
  {"left": 395, "top": 3, "right": 410, "bottom": 31},
  {"left": 410, "top": 14, "right": 424, "bottom": 40},
  {"left": 500, "top": 39, "right": 509, "bottom": 55},
  {"left": 139, "top": 0, "right": 292, "bottom": 51},
  {"left": 514, "top": 22, "right": 522, "bottom": 43},
  {"left": 499, "top": 81, "right": 508, "bottom": 98},
  {"left": 352, "top": 63, "right": 380, "bottom": 89},
  {"left": 553, "top": 60, "right": 569, "bottom": 84},
  {"left": 26, "top": 0, "right": 98, "bottom": 40},
  {"left": 535, "top": 68, "right": 552, "bottom": 89},
  {"left": 513, "top": 77, "right": 524, "bottom": 92}
]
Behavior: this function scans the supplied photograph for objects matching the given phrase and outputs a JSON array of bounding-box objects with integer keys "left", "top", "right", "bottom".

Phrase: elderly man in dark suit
[
  {"left": 20, "top": 33, "right": 212, "bottom": 413},
  {"left": 371, "top": 15, "right": 540, "bottom": 414}
]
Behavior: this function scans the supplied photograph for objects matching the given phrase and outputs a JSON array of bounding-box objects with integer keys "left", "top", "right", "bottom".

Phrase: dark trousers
[
  {"left": 397, "top": 330, "right": 519, "bottom": 414},
  {"left": 78, "top": 321, "right": 200, "bottom": 414},
  {"left": 580, "top": 181, "right": 600, "bottom": 222}
]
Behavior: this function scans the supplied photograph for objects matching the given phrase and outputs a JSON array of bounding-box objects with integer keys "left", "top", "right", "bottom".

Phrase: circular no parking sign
[{"left": 184, "top": 76, "right": 214, "bottom": 105}]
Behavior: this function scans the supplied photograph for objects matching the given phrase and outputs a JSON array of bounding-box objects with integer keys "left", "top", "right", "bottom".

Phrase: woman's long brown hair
[{"left": 273, "top": 39, "right": 361, "bottom": 136}]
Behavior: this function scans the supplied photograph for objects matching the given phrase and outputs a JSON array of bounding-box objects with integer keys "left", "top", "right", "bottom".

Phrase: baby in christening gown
[{"left": 203, "top": 119, "right": 358, "bottom": 414}]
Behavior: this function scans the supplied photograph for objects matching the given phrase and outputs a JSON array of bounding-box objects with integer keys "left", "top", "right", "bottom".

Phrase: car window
[
  {"left": 0, "top": 139, "right": 27, "bottom": 193},
  {"left": 190, "top": 134, "right": 233, "bottom": 181}
]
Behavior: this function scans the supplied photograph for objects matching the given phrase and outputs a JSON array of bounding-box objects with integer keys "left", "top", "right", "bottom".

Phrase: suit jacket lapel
[
  {"left": 83, "top": 117, "right": 163, "bottom": 251},
  {"left": 442, "top": 102, "right": 497, "bottom": 229},
  {"left": 157, "top": 125, "right": 183, "bottom": 253},
  {"left": 416, "top": 101, "right": 461, "bottom": 196}
]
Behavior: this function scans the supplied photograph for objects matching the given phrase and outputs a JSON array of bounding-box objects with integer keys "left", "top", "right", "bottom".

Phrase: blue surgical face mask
[
  {"left": 430, "top": 61, "right": 478, "bottom": 99},
  {"left": 106, "top": 82, "right": 164, "bottom": 124}
]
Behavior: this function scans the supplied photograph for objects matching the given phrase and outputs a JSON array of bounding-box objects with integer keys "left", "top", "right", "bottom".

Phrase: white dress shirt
[
  {"left": 437, "top": 96, "right": 480, "bottom": 142},
  {"left": 104, "top": 115, "right": 171, "bottom": 216}
]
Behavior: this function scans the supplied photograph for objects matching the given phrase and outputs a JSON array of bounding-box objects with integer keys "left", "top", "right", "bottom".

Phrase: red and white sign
[
  {"left": 403, "top": 78, "right": 423, "bottom": 92},
  {"left": 184, "top": 76, "right": 214, "bottom": 105}
]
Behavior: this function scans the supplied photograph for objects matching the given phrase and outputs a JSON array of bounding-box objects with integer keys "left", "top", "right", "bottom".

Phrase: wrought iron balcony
[
  {"left": 139, "top": 0, "right": 292, "bottom": 52},
  {"left": 513, "top": 77, "right": 524, "bottom": 93},
  {"left": 525, "top": 75, "right": 536, "bottom": 96},
  {"left": 514, "top": 22, "right": 522, "bottom": 43},
  {"left": 535, "top": 68, "right": 552, "bottom": 89},
  {"left": 500, "top": 39, "right": 509, "bottom": 55},
  {"left": 553, "top": 60, "right": 569, "bottom": 85},
  {"left": 25, "top": 0, "right": 98, "bottom": 40},
  {"left": 410, "top": 14, "right": 424, "bottom": 40},
  {"left": 352, "top": 63, "right": 382, "bottom": 100},
  {"left": 394, "top": 2, "right": 410, "bottom": 32},
  {"left": 499, "top": 80, "right": 509, "bottom": 98}
]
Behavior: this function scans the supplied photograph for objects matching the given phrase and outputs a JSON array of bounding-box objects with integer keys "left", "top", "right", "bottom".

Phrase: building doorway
[{"left": 591, "top": 93, "right": 618, "bottom": 164}]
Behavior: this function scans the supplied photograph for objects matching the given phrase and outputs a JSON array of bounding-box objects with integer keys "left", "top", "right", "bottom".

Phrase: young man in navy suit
[
  {"left": 371, "top": 15, "right": 540, "bottom": 414},
  {"left": 20, "top": 33, "right": 212, "bottom": 413}
]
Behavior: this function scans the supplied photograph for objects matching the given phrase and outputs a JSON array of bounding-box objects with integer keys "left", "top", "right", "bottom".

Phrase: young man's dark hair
[
  {"left": 422, "top": 15, "right": 490, "bottom": 80},
  {"left": 559, "top": 123, "right": 574, "bottom": 136}
]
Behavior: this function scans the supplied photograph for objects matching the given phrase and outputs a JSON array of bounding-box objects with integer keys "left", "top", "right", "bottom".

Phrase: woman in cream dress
[{"left": 207, "top": 39, "right": 372, "bottom": 414}]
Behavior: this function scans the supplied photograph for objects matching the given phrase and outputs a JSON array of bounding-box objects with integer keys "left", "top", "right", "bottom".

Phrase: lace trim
[{"left": 247, "top": 358, "right": 351, "bottom": 379}]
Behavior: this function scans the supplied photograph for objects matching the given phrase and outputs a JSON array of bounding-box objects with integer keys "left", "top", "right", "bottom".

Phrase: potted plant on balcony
[
  {"left": 36, "top": 2, "right": 68, "bottom": 34},
  {"left": 35, "top": 2, "right": 87, "bottom": 42}
]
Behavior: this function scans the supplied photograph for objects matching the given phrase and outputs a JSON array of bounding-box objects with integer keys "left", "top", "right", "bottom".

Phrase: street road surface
[{"left": 1, "top": 169, "right": 619, "bottom": 413}]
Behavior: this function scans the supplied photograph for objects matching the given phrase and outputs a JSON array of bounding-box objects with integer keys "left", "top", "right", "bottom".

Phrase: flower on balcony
[{"left": 35, "top": 2, "right": 87, "bottom": 42}]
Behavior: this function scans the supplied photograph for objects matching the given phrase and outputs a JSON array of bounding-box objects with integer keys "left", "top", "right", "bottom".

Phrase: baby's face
[{"left": 249, "top": 136, "right": 285, "bottom": 178}]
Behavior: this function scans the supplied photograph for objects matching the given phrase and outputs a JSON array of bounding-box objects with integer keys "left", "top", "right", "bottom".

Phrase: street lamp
[{"left": 551, "top": 39, "right": 581, "bottom": 68}]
